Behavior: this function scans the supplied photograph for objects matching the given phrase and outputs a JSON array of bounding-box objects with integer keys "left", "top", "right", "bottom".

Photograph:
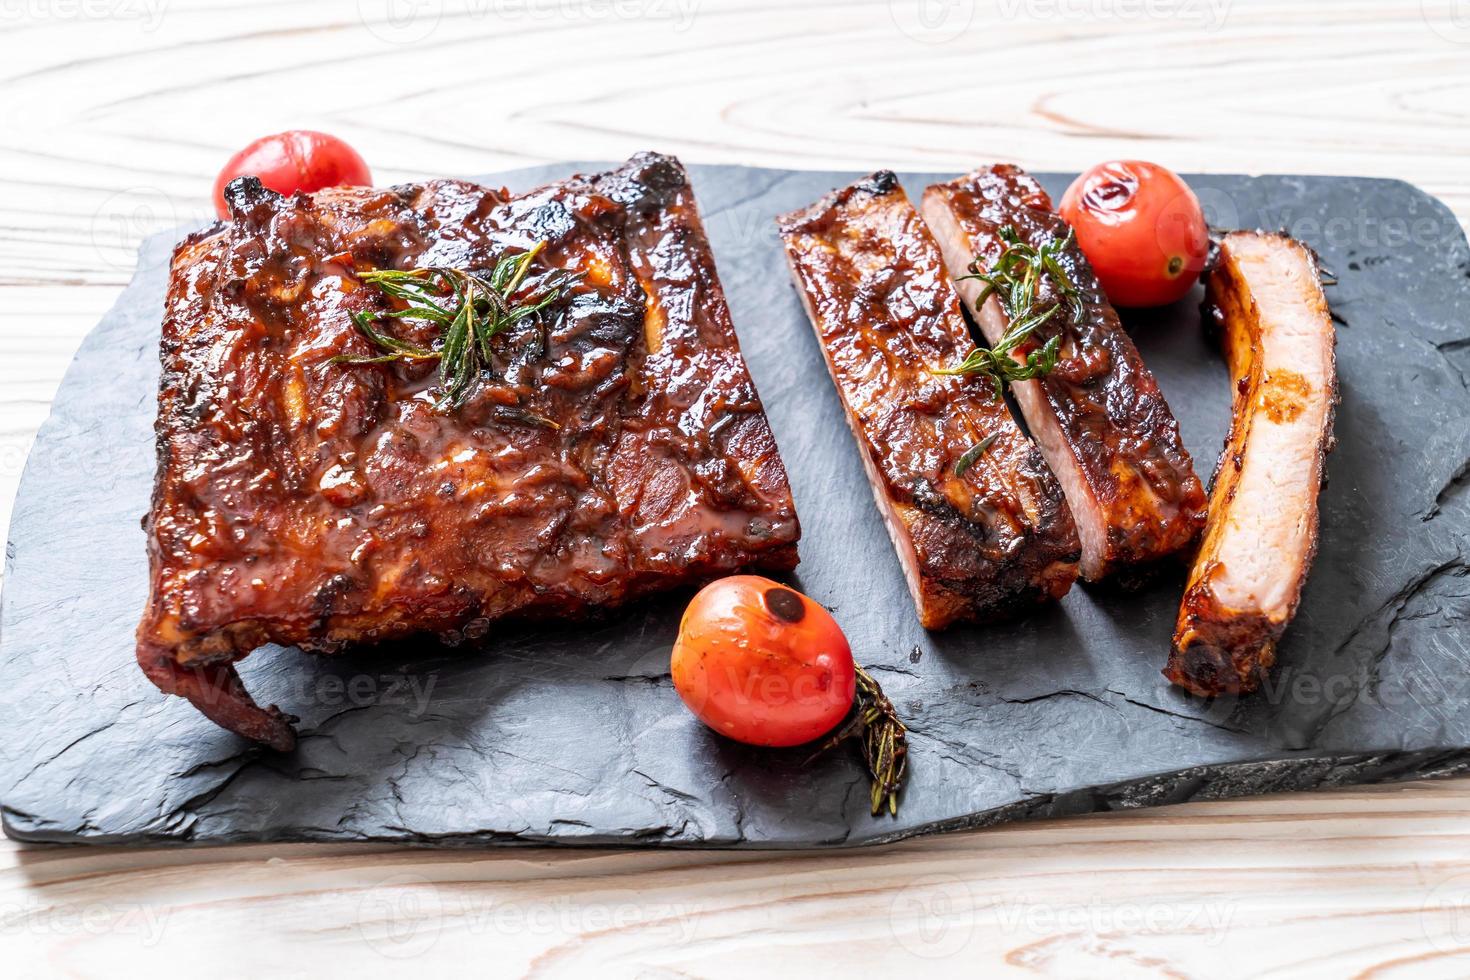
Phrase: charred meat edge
[
  {"left": 922, "top": 167, "right": 1207, "bottom": 582},
  {"left": 1165, "top": 230, "right": 1338, "bottom": 696},
  {"left": 777, "top": 171, "right": 1079, "bottom": 628}
]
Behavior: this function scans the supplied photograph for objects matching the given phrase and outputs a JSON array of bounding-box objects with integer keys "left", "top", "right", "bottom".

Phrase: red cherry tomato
[
  {"left": 212, "top": 131, "right": 372, "bottom": 219},
  {"left": 671, "top": 576, "right": 856, "bottom": 747},
  {"left": 1059, "top": 160, "right": 1209, "bottom": 308}
]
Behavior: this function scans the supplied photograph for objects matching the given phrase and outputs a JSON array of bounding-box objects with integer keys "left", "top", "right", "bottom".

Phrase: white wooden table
[{"left": 5, "top": 1, "right": 1470, "bottom": 975}]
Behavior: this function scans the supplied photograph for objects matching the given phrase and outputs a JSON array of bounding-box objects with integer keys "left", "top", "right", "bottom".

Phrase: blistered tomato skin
[
  {"left": 212, "top": 131, "right": 372, "bottom": 219},
  {"left": 671, "top": 576, "right": 857, "bottom": 747},
  {"left": 1059, "top": 160, "right": 1209, "bottom": 308}
]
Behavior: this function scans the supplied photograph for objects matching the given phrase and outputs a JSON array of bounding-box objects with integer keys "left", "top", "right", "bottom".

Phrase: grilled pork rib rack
[
  {"left": 1167, "top": 231, "right": 1338, "bottom": 696},
  {"left": 778, "top": 172, "right": 1081, "bottom": 627},
  {"left": 923, "top": 166, "right": 1208, "bottom": 582},
  {"left": 137, "top": 154, "right": 799, "bottom": 748}
]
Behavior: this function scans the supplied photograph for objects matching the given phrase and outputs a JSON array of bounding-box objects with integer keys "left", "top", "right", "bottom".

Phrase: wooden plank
[{"left": 5, "top": 780, "right": 1470, "bottom": 974}]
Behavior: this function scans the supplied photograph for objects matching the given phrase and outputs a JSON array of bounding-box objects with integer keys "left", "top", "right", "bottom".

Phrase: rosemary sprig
[
  {"left": 953, "top": 432, "right": 1000, "bottom": 478},
  {"left": 810, "top": 666, "right": 909, "bottom": 816},
  {"left": 333, "top": 241, "right": 581, "bottom": 411},
  {"left": 934, "top": 225, "right": 1083, "bottom": 399}
]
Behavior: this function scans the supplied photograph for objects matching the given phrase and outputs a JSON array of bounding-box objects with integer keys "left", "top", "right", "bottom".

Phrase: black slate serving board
[{"left": 3, "top": 164, "right": 1470, "bottom": 848}]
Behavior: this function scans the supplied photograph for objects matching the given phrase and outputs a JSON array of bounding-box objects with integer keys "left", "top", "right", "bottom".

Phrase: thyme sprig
[
  {"left": 934, "top": 225, "right": 1084, "bottom": 400},
  {"left": 333, "top": 241, "right": 581, "bottom": 411},
  {"left": 810, "top": 666, "right": 909, "bottom": 816}
]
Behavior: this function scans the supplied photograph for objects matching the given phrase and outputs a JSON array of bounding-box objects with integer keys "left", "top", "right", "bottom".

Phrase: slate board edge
[
  {"left": 6, "top": 747, "right": 1470, "bottom": 848},
  {"left": 3, "top": 164, "right": 1467, "bottom": 849}
]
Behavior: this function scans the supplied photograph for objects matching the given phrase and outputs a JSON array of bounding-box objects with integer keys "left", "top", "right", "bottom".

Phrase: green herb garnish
[
  {"left": 934, "top": 225, "right": 1083, "bottom": 398},
  {"left": 809, "top": 666, "right": 909, "bottom": 816},
  {"left": 334, "top": 241, "right": 580, "bottom": 411},
  {"left": 953, "top": 432, "right": 1000, "bottom": 478}
]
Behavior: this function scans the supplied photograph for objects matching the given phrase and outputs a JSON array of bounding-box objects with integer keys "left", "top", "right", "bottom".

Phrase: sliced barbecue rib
[
  {"left": 1166, "top": 231, "right": 1337, "bottom": 696},
  {"left": 778, "top": 172, "right": 1080, "bottom": 628},
  {"left": 583, "top": 154, "right": 799, "bottom": 562},
  {"left": 922, "top": 166, "right": 1207, "bottom": 582},
  {"left": 137, "top": 155, "right": 799, "bottom": 749}
]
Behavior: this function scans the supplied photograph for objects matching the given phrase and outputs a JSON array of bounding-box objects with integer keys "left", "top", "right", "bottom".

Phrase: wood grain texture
[{"left": 5, "top": 0, "right": 1470, "bottom": 974}]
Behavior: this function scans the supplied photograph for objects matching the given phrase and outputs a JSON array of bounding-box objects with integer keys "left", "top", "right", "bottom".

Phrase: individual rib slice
[
  {"left": 922, "top": 166, "right": 1207, "bottom": 582},
  {"left": 778, "top": 172, "right": 1080, "bottom": 628},
  {"left": 1166, "top": 231, "right": 1338, "bottom": 696},
  {"left": 582, "top": 153, "right": 801, "bottom": 568}
]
